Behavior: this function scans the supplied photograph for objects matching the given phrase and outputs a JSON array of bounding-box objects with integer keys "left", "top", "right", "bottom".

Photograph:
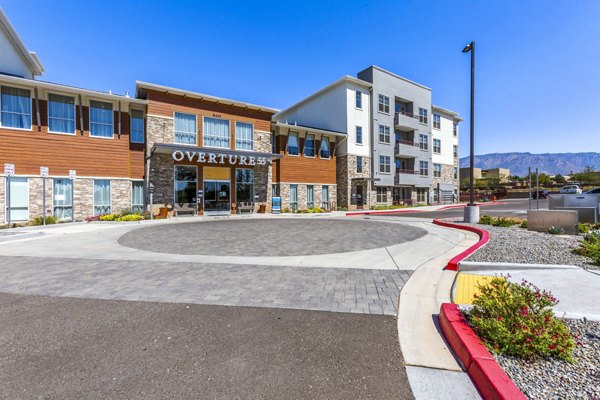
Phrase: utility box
[{"left": 527, "top": 209, "right": 578, "bottom": 235}]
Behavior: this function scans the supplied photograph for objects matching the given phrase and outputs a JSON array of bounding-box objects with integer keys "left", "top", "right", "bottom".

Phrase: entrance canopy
[{"left": 150, "top": 143, "right": 283, "bottom": 166}]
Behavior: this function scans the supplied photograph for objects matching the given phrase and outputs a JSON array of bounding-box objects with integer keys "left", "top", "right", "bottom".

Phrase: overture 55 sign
[{"left": 171, "top": 150, "right": 267, "bottom": 166}]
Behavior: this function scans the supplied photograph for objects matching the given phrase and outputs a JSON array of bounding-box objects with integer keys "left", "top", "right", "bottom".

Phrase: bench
[
  {"left": 174, "top": 203, "right": 196, "bottom": 216},
  {"left": 237, "top": 202, "right": 254, "bottom": 214}
]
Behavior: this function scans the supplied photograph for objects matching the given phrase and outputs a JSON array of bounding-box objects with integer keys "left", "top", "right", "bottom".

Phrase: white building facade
[{"left": 431, "top": 106, "right": 461, "bottom": 202}]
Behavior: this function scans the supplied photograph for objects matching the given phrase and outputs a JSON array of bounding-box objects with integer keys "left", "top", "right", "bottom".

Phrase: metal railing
[{"left": 394, "top": 111, "right": 419, "bottom": 125}]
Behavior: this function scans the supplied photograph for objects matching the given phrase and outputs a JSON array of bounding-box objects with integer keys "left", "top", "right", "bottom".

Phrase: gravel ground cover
[
  {"left": 495, "top": 319, "right": 600, "bottom": 400},
  {"left": 460, "top": 223, "right": 597, "bottom": 270}
]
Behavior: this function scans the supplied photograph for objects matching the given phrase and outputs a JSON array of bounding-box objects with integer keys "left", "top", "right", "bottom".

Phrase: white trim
[
  {"left": 173, "top": 111, "right": 198, "bottom": 146},
  {"left": 361, "top": 65, "right": 432, "bottom": 91},
  {"left": 131, "top": 180, "right": 145, "bottom": 211},
  {"left": 92, "top": 179, "right": 112, "bottom": 216},
  {"left": 4, "top": 176, "right": 29, "bottom": 222},
  {"left": 46, "top": 92, "right": 77, "bottom": 135},
  {"left": 202, "top": 115, "right": 231, "bottom": 149},
  {"left": 89, "top": 99, "right": 114, "bottom": 139},
  {"left": 147, "top": 113, "right": 173, "bottom": 120},
  {"left": 234, "top": 120, "right": 254, "bottom": 151},
  {"left": 0, "top": 84, "right": 33, "bottom": 131},
  {"left": 286, "top": 131, "right": 300, "bottom": 156},
  {"left": 0, "top": 9, "right": 44, "bottom": 75}
]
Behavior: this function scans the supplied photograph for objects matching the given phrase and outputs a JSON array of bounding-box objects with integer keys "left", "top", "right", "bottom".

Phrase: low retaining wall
[{"left": 527, "top": 209, "right": 578, "bottom": 234}]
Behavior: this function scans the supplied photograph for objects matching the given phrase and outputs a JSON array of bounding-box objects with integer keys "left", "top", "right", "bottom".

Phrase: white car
[{"left": 560, "top": 185, "right": 582, "bottom": 194}]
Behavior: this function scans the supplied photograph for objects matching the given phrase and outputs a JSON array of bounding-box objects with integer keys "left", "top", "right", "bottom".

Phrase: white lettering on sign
[
  {"left": 171, "top": 150, "right": 268, "bottom": 166},
  {"left": 40, "top": 166, "right": 49, "bottom": 177},
  {"left": 69, "top": 170, "right": 77, "bottom": 180}
]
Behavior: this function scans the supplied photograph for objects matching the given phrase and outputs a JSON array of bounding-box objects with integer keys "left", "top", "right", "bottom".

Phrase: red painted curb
[
  {"left": 345, "top": 201, "right": 507, "bottom": 216},
  {"left": 432, "top": 219, "right": 489, "bottom": 271},
  {"left": 439, "top": 303, "right": 527, "bottom": 400}
]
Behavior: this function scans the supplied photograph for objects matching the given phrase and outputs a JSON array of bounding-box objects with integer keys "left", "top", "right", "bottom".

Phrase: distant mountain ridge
[{"left": 459, "top": 152, "right": 600, "bottom": 177}]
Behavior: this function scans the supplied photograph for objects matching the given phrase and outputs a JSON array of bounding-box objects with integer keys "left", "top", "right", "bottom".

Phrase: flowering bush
[
  {"left": 468, "top": 277, "right": 576, "bottom": 362},
  {"left": 573, "top": 229, "right": 600, "bottom": 265},
  {"left": 116, "top": 214, "right": 144, "bottom": 222},
  {"left": 548, "top": 226, "right": 565, "bottom": 234},
  {"left": 99, "top": 214, "right": 117, "bottom": 221},
  {"left": 93, "top": 213, "right": 145, "bottom": 222}
]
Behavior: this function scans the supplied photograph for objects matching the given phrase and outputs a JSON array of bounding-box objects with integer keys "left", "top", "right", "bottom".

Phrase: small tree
[{"left": 554, "top": 174, "right": 566, "bottom": 184}]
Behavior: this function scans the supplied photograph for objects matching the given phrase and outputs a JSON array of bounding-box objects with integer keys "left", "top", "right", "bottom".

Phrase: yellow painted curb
[{"left": 455, "top": 273, "right": 496, "bottom": 304}]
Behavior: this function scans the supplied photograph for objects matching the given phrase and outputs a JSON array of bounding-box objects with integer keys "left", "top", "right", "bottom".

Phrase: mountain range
[{"left": 459, "top": 152, "right": 600, "bottom": 177}]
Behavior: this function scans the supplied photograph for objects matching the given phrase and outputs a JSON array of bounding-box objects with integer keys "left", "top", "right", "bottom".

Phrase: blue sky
[{"left": 4, "top": 1, "right": 600, "bottom": 155}]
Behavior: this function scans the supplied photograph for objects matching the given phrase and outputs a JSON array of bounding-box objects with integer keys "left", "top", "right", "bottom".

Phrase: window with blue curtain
[
  {"left": 1, "top": 86, "right": 31, "bottom": 129},
  {"left": 304, "top": 134, "right": 315, "bottom": 157},
  {"left": 174, "top": 112, "right": 196, "bottom": 144},
  {"left": 48, "top": 93, "right": 75, "bottom": 134},
  {"left": 93, "top": 180, "right": 111, "bottom": 215},
  {"left": 235, "top": 122, "right": 253, "bottom": 150},
  {"left": 204, "top": 117, "right": 230, "bottom": 148},
  {"left": 131, "top": 181, "right": 144, "bottom": 212},
  {"left": 53, "top": 178, "right": 73, "bottom": 220},
  {"left": 130, "top": 109, "right": 144, "bottom": 143},
  {"left": 319, "top": 136, "right": 330, "bottom": 158},
  {"left": 287, "top": 132, "right": 299, "bottom": 155},
  {"left": 90, "top": 100, "right": 113, "bottom": 138}
]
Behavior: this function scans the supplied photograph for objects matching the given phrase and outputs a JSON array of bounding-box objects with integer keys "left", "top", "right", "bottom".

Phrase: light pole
[{"left": 462, "top": 40, "right": 479, "bottom": 223}]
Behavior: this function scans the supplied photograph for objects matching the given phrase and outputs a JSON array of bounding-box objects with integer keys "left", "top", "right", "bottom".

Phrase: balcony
[
  {"left": 394, "top": 111, "right": 420, "bottom": 130},
  {"left": 395, "top": 140, "right": 421, "bottom": 158},
  {"left": 395, "top": 170, "right": 430, "bottom": 186}
]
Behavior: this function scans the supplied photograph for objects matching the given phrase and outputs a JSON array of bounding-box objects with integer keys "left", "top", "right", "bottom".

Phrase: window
[
  {"left": 453, "top": 145, "right": 458, "bottom": 158},
  {"left": 272, "top": 184, "right": 280, "bottom": 198},
  {"left": 53, "top": 178, "right": 73, "bottom": 220},
  {"left": 454, "top": 167, "right": 458, "bottom": 180},
  {"left": 356, "top": 126, "right": 362, "bottom": 144},
  {"left": 453, "top": 122, "right": 458, "bottom": 136},
  {"left": 379, "top": 155, "right": 391, "bottom": 173},
  {"left": 419, "top": 134, "right": 428, "bottom": 150},
  {"left": 203, "top": 116, "right": 229, "bottom": 148},
  {"left": 419, "top": 161, "right": 429, "bottom": 176},
  {"left": 287, "top": 132, "right": 299, "bottom": 155},
  {"left": 433, "top": 114, "right": 441, "bottom": 129},
  {"left": 130, "top": 109, "right": 144, "bottom": 143},
  {"left": 93, "top": 180, "right": 111, "bottom": 215},
  {"left": 290, "top": 184, "right": 298, "bottom": 212},
  {"left": 174, "top": 165, "right": 197, "bottom": 203},
  {"left": 319, "top": 136, "right": 330, "bottom": 158},
  {"left": 418, "top": 107, "right": 428, "bottom": 124},
  {"left": 1, "top": 86, "right": 31, "bottom": 129},
  {"left": 376, "top": 187, "right": 387, "bottom": 203},
  {"left": 173, "top": 112, "right": 196, "bottom": 144},
  {"left": 304, "top": 134, "right": 315, "bottom": 157},
  {"left": 322, "top": 185, "right": 329, "bottom": 209},
  {"left": 355, "top": 90, "right": 362, "bottom": 109},
  {"left": 357, "top": 156, "right": 363, "bottom": 173},
  {"left": 434, "top": 163, "right": 441, "bottom": 177},
  {"left": 307, "top": 185, "right": 314, "bottom": 208},
  {"left": 48, "top": 93, "right": 75, "bottom": 134},
  {"left": 417, "top": 188, "right": 428, "bottom": 203},
  {"left": 378, "top": 125, "right": 390, "bottom": 143},
  {"left": 6, "top": 177, "right": 29, "bottom": 221},
  {"left": 235, "top": 121, "right": 253, "bottom": 150},
  {"left": 90, "top": 100, "right": 113, "bottom": 138},
  {"left": 378, "top": 94, "right": 390, "bottom": 113},
  {"left": 236, "top": 169, "right": 254, "bottom": 204},
  {"left": 131, "top": 181, "right": 144, "bottom": 213},
  {"left": 433, "top": 139, "right": 441, "bottom": 154}
]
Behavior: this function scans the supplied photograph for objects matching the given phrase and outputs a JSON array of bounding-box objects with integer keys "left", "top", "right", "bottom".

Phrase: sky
[{"left": 3, "top": 0, "right": 600, "bottom": 155}]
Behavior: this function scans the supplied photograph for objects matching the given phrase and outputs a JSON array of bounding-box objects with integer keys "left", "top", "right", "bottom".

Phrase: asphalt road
[
  {"left": 0, "top": 293, "right": 413, "bottom": 400},
  {"left": 383, "top": 198, "right": 548, "bottom": 220}
]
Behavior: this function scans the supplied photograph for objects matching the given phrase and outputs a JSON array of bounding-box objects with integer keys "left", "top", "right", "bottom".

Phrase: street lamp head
[{"left": 462, "top": 43, "right": 473, "bottom": 53}]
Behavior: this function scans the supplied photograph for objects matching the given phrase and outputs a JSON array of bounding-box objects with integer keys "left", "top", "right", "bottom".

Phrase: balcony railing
[
  {"left": 397, "top": 169, "right": 418, "bottom": 175},
  {"left": 394, "top": 111, "right": 419, "bottom": 125}
]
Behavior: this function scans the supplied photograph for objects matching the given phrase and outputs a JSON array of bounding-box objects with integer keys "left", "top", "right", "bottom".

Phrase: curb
[
  {"left": 459, "top": 260, "right": 581, "bottom": 271},
  {"left": 432, "top": 219, "right": 490, "bottom": 271},
  {"left": 345, "top": 209, "right": 423, "bottom": 216},
  {"left": 439, "top": 303, "right": 527, "bottom": 400}
]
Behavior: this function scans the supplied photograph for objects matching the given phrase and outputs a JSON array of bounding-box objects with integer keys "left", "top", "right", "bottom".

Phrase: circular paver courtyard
[{"left": 118, "top": 218, "right": 428, "bottom": 256}]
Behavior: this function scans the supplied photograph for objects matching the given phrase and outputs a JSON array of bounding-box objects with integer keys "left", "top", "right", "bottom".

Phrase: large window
[
  {"left": 379, "top": 155, "right": 391, "bottom": 173},
  {"left": 357, "top": 155, "right": 363, "bottom": 173},
  {"left": 355, "top": 90, "right": 362, "bottom": 109},
  {"left": 235, "top": 122, "right": 253, "bottom": 150},
  {"left": 379, "top": 125, "right": 390, "bottom": 143},
  {"left": 287, "top": 132, "right": 299, "bottom": 155},
  {"left": 376, "top": 187, "right": 387, "bottom": 203},
  {"left": 130, "top": 109, "right": 144, "bottom": 143},
  {"left": 378, "top": 94, "right": 390, "bottom": 113},
  {"left": 203, "top": 116, "right": 229, "bottom": 148},
  {"left": 48, "top": 93, "right": 75, "bottom": 134},
  {"left": 419, "top": 161, "right": 429, "bottom": 176},
  {"left": 322, "top": 185, "right": 329, "bottom": 209},
  {"left": 433, "top": 114, "right": 441, "bottom": 129},
  {"left": 174, "top": 112, "right": 197, "bottom": 145},
  {"left": 290, "top": 184, "right": 298, "bottom": 212},
  {"left": 93, "top": 179, "right": 111, "bottom": 215},
  {"left": 304, "top": 134, "right": 315, "bottom": 157},
  {"left": 356, "top": 126, "right": 362, "bottom": 144},
  {"left": 434, "top": 163, "right": 441, "bottom": 177},
  {"left": 90, "top": 100, "right": 113, "bottom": 138},
  {"left": 1, "top": 86, "right": 31, "bottom": 129},
  {"left": 419, "top": 134, "right": 428, "bottom": 150},
  {"left": 319, "top": 136, "right": 330, "bottom": 158},
  {"left": 418, "top": 107, "right": 428, "bottom": 124},
  {"left": 6, "top": 177, "right": 28, "bottom": 221},
  {"left": 131, "top": 181, "right": 144, "bottom": 213},
  {"left": 235, "top": 169, "right": 254, "bottom": 204},
  {"left": 433, "top": 138, "right": 441, "bottom": 153},
  {"left": 307, "top": 185, "right": 314, "bottom": 209},
  {"left": 174, "top": 165, "right": 197, "bottom": 203},
  {"left": 53, "top": 178, "right": 73, "bottom": 220},
  {"left": 417, "top": 188, "right": 428, "bottom": 203}
]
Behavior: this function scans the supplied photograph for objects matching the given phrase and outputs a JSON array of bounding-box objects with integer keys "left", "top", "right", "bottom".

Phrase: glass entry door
[{"left": 204, "top": 180, "right": 230, "bottom": 214}]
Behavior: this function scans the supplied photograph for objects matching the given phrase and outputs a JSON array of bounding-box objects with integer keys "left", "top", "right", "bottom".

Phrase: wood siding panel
[{"left": 273, "top": 135, "right": 336, "bottom": 184}]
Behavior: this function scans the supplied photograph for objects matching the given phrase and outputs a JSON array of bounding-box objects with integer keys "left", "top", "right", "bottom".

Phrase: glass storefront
[{"left": 174, "top": 166, "right": 197, "bottom": 204}]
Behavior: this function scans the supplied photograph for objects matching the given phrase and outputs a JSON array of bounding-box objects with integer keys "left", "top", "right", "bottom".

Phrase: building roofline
[
  {"left": 359, "top": 65, "right": 431, "bottom": 91},
  {"left": 272, "top": 121, "right": 347, "bottom": 137},
  {"left": 136, "top": 81, "right": 279, "bottom": 114},
  {"left": 273, "top": 75, "right": 371, "bottom": 120},
  {"left": 432, "top": 104, "right": 463, "bottom": 121},
  {"left": 0, "top": 74, "right": 147, "bottom": 104},
  {"left": 0, "top": 8, "right": 44, "bottom": 75}
]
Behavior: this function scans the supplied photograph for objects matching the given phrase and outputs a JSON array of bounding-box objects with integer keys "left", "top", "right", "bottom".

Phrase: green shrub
[
  {"left": 336, "top": 206, "right": 348, "bottom": 211},
  {"left": 468, "top": 277, "right": 576, "bottom": 362},
  {"left": 573, "top": 229, "right": 600, "bottom": 266},
  {"left": 520, "top": 220, "right": 528, "bottom": 229},
  {"left": 548, "top": 226, "right": 565, "bottom": 235},
  {"left": 31, "top": 215, "right": 58, "bottom": 225},
  {"left": 578, "top": 223, "right": 591, "bottom": 234},
  {"left": 491, "top": 217, "right": 521, "bottom": 227},
  {"left": 479, "top": 215, "right": 493, "bottom": 225},
  {"left": 99, "top": 214, "right": 117, "bottom": 221},
  {"left": 119, "top": 209, "right": 135, "bottom": 217},
  {"left": 282, "top": 207, "right": 290, "bottom": 213},
  {"left": 116, "top": 214, "right": 144, "bottom": 222}
]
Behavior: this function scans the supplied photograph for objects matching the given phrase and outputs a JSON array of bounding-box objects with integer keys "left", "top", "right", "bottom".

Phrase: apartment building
[{"left": 431, "top": 105, "right": 462, "bottom": 202}]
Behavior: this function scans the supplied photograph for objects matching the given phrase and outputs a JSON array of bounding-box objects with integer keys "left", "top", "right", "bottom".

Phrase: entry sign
[
  {"left": 4, "top": 163, "right": 14, "bottom": 176},
  {"left": 40, "top": 166, "right": 49, "bottom": 177},
  {"left": 69, "top": 170, "right": 77, "bottom": 180}
]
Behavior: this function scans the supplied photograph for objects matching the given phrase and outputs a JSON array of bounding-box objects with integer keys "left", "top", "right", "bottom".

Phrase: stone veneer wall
[
  {"left": 432, "top": 163, "right": 458, "bottom": 202},
  {"left": 276, "top": 183, "right": 337, "bottom": 212},
  {"left": 369, "top": 186, "right": 393, "bottom": 207},
  {"left": 337, "top": 155, "right": 371, "bottom": 210}
]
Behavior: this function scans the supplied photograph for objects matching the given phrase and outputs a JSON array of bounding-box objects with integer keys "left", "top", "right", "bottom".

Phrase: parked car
[
  {"left": 532, "top": 190, "right": 548, "bottom": 199},
  {"left": 560, "top": 185, "right": 582, "bottom": 194},
  {"left": 584, "top": 187, "right": 600, "bottom": 194}
]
